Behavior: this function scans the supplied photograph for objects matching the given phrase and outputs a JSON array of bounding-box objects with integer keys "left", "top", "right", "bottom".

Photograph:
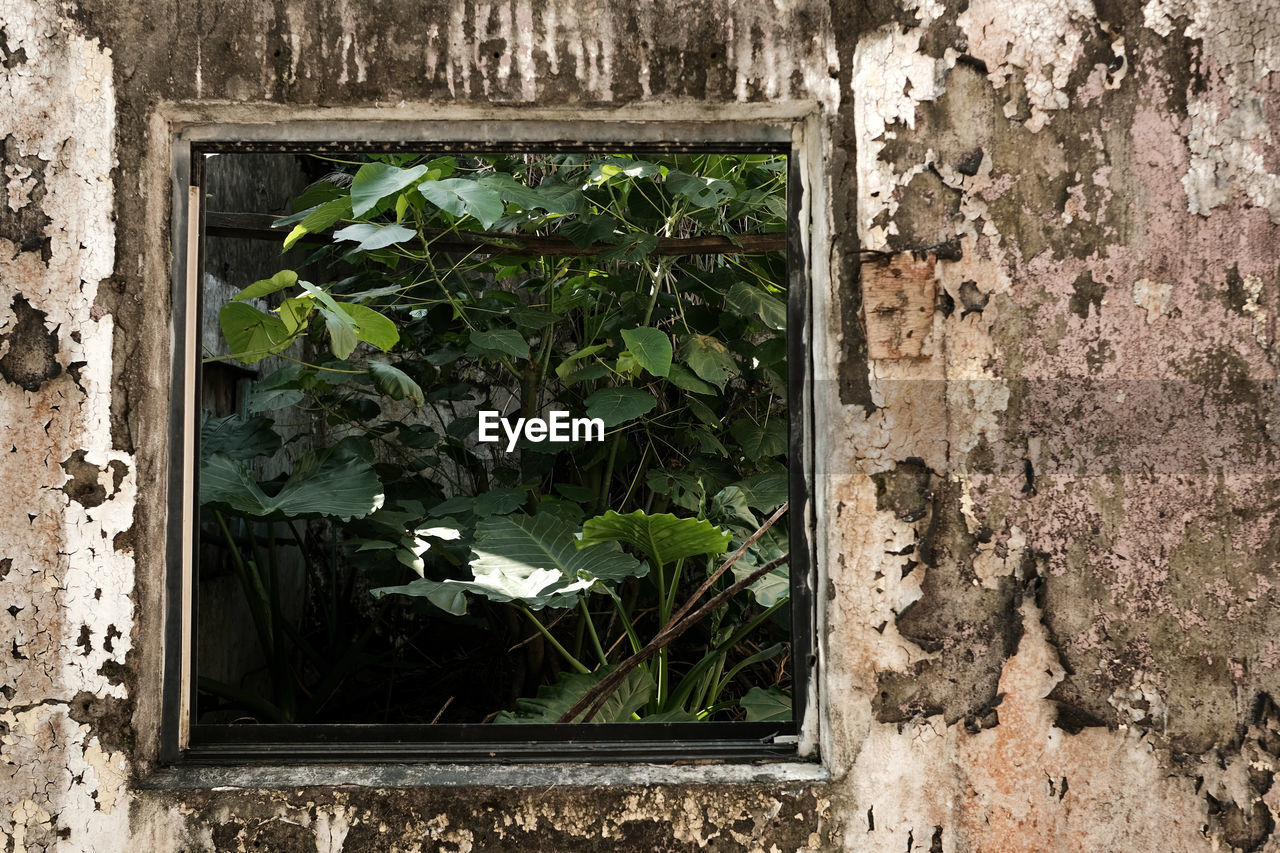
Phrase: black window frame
[{"left": 162, "top": 122, "right": 815, "bottom": 766}]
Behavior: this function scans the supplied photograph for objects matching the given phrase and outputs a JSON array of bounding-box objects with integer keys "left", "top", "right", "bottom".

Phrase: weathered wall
[{"left": 3, "top": 0, "right": 1280, "bottom": 849}]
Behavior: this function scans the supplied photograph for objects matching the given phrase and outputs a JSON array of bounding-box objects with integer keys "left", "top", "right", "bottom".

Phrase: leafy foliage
[
  {"left": 579, "top": 510, "right": 731, "bottom": 568},
  {"left": 198, "top": 151, "right": 792, "bottom": 726},
  {"left": 200, "top": 450, "right": 384, "bottom": 522},
  {"left": 494, "top": 666, "right": 655, "bottom": 724}
]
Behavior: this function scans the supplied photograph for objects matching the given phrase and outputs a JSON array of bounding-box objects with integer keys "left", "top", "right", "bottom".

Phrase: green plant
[{"left": 199, "top": 151, "right": 792, "bottom": 725}]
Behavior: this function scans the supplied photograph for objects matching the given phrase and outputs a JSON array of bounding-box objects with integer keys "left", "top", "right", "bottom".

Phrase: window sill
[{"left": 138, "top": 759, "right": 829, "bottom": 791}]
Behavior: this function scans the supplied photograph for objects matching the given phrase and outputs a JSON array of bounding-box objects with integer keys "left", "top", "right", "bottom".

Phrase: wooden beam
[{"left": 204, "top": 211, "right": 787, "bottom": 257}]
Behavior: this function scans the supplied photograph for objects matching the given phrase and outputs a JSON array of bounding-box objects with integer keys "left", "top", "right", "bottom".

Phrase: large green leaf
[
  {"left": 245, "top": 365, "right": 307, "bottom": 413},
  {"left": 729, "top": 521, "right": 789, "bottom": 607},
  {"left": 200, "top": 412, "right": 281, "bottom": 460},
  {"left": 561, "top": 214, "right": 615, "bottom": 249},
  {"left": 583, "top": 386, "right": 656, "bottom": 427},
  {"left": 597, "top": 233, "right": 658, "bottom": 262},
  {"left": 332, "top": 223, "right": 418, "bottom": 251},
  {"left": 417, "top": 178, "right": 505, "bottom": 229},
  {"left": 470, "top": 328, "right": 530, "bottom": 359},
  {"left": 685, "top": 396, "right": 721, "bottom": 428},
  {"left": 391, "top": 513, "right": 647, "bottom": 614},
  {"left": 368, "top": 362, "right": 423, "bottom": 405},
  {"left": 464, "top": 513, "right": 647, "bottom": 609},
  {"left": 555, "top": 343, "right": 607, "bottom": 382},
  {"left": 370, "top": 578, "right": 468, "bottom": 616},
  {"left": 732, "top": 557, "right": 790, "bottom": 607},
  {"left": 665, "top": 363, "right": 716, "bottom": 395},
  {"left": 354, "top": 522, "right": 461, "bottom": 576},
  {"left": 338, "top": 303, "right": 399, "bottom": 351},
  {"left": 351, "top": 163, "right": 429, "bottom": 217},
  {"left": 725, "top": 281, "right": 787, "bottom": 330},
  {"left": 587, "top": 157, "right": 661, "bottom": 182},
  {"left": 247, "top": 386, "right": 304, "bottom": 413},
  {"left": 233, "top": 270, "right": 298, "bottom": 302},
  {"left": 200, "top": 450, "right": 384, "bottom": 522},
  {"left": 739, "top": 686, "right": 791, "bottom": 722},
  {"left": 664, "top": 170, "right": 737, "bottom": 207},
  {"left": 276, "top": 296, "right": 314, "bottom": 334},
  {"left": 621, "top": 326, "right": 672, "bottom": 378},
  {"left": 493, "top": 666, "right": 655, "bottom": 724},
  {"left": 317, "top": 306, "right": 357, "bottom": 359},
  {"left": 735, "top": 472, "right": 789, "bottom": 512},
  {"left": 478, "top": 173, "right": 586, "bottom": 215},
  {"left": 730, "top": 418, "right": 787, "bottom": 458},
  {"left": 710, "top": 485, "right": 758, "bottom": 531},
  {"left": 295, "top": 280, "right": 359, "bottom": 358},
  {"left": 282, "top": 198, "right": 350, "bottom": 250},
  {"left": 219, "top": 302, "right": 294, "bottom": 363},
  {"left": 578, "top": 510, "right": 732, "bottom": 568},
  {"left": 472, "top": 487, "right": 529, "bottom": 517},
  {"left": 683, "top": 334, "right": 737, "bottom": 390}
]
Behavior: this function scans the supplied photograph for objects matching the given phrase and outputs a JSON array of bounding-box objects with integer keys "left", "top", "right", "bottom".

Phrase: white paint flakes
[
  {"left": 0, "top": 1, "right": 126, "bottom": 850},
  {"left": 5, "top": 163, "right": 36, "bottom": 211},
  {"left": 1144, "top": 0, "right": 1280, "bottom": 222},
  {"left": 1241, "top": 272, "right": 1270, "bottom": 347},
  {"left": 1108, "top": 670, "right": 1169, "bottom": 731},
  {"left": 957, "top": 0, "right": 1096, "bottom": 132},
  {"left": 852, "top": 26, "right": 944, "bottom": 248}
]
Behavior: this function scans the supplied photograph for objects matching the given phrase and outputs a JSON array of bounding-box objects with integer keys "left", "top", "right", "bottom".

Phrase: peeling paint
[
  {"left": 1144, "top": 0, "right": 1280, "bottom": 222},
  {"left": 957, "top": 0, "right": 1098, "bottom": 132},
  {"left": 0, "top": 1, "right": 124, "bottom": 850},
  {"left": 3, "top": 0, "right": 1280, "bottom": 849}
]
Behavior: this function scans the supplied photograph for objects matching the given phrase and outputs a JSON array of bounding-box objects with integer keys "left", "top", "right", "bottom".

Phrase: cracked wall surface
[{"left": 5, "top": 0, "right": 1280, "bottom": 849}]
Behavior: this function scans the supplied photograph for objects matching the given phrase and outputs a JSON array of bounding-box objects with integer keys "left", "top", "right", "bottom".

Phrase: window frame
[{"left": 161, "top": 119, "right": 817, "bottom": 766}]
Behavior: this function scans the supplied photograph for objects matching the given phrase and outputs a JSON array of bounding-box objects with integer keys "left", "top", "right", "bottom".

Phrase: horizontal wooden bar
[{"left": 206, "top": 211, "right": 787, "bottom": 257}]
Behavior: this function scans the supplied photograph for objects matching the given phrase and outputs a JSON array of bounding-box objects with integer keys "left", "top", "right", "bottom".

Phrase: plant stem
[
  {"left": 662, "top": 557, "right": 685, "bottom": 624},
  {"left": 712, "top": 641, "right": 786, "bottom": 704},
  {"left": 601, "top": 585, "right": 643, "bottom": 655},
  {"left": 214, "top": 511, "right": 274, "bottom": 658},
  {"left": 655, "top": 647, "right": 668, "bottom": 712},
  {"left": 579, "top": 597, "right": 609, "bottom": 666},
  {"left": 522, "top": 606, "right": 590, "bottom": 674},
  {"left": 597, "top": 435, "right": 622, "bottom": 512}
]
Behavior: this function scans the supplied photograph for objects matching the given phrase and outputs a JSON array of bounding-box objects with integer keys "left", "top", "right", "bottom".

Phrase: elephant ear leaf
[
  {"left": 381, "top": 513, "right": 650, "bottom": 615},
  {"left": 738, "top": 686, "right": 791, "bottom": 722},
  {"left": 683, "top": 334, "right": 737, "bottom": 391},
  {"left": 370, "top": 578, "right": 469, "bottom": 617},
  {"left": 199, "top": 449, "right": 384, "bottom": 522},
  {"left": 461, "top": 513, "right": 648, "bottom": 610},
  {"left": 493, "top": 666, "right": 654, "bottom": 724},
  {"left": 620, "top": 326, "right": 673, "bottom": 378},
  {"left": 578, "top": 510, "right": 732, "bottom": 568},
  {"left": 200, "top": 411, "right": 281, "bottom": 460},
  {"left": 219, "top": 302, "right": 294, "bottom": 363}
]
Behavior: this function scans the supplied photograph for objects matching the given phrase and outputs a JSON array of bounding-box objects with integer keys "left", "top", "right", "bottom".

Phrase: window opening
[{"left": 169, "top": 137, "right": 812, "bottom": 762}]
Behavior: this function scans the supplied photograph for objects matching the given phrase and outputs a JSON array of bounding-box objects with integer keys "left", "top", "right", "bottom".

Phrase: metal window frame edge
[{"left": 159, "top": 110, "right": 828, "bottom": 776}]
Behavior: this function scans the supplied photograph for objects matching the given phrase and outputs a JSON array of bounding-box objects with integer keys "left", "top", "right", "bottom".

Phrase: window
[{"left": 162, "top": 123, "right": 814, "bottom": 764}]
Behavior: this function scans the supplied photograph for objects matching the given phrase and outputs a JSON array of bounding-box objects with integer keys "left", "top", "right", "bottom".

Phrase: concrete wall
[{"left": 2, "top": 0, "right": 1279, "bottom": 849}]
